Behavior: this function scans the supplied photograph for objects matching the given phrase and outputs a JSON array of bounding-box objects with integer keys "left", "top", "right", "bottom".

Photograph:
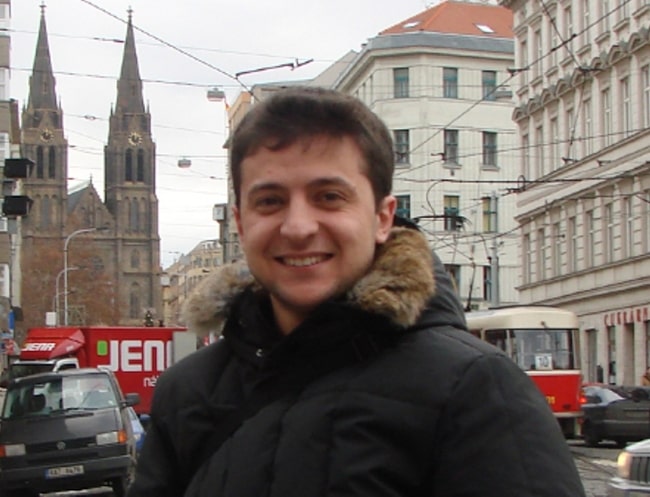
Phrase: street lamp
[
  {"left": 63, "top": 227, "right": 107, "bottom": 326},
  {"left": 55, "top": 266, "right": 78, "bottom": 325}
]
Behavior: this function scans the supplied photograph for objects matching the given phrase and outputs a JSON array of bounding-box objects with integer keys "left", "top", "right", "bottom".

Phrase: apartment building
[
  {"left": 503, "top": 0, "right": 650, "bottom": 384},
  {"left": 334, "top": 0, "right": 520, "bottom": 308}
]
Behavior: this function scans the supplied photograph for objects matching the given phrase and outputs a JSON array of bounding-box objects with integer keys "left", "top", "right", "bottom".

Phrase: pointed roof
[
  {"left": 380, "top": 0, "right": 513, "bottom": 39},
  {"left": 115, "top": 8, "right": 145, "bottom": 115},
  {"left": 27, "top": 4, "right": 58, "bottom": 110}
]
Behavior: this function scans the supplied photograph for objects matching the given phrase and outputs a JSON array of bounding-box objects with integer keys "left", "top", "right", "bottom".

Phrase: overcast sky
[{"left": 11, "top": 0, "right": 432, "bottom": 268}]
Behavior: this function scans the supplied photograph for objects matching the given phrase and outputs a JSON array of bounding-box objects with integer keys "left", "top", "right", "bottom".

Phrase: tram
[{"left": 465, "top": 305, "right": 582, "bottom": 437}]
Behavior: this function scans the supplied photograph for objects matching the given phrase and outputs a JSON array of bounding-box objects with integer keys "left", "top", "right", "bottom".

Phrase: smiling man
[{"left": 127, "top": 87, "right": 585, "bottom": 497}]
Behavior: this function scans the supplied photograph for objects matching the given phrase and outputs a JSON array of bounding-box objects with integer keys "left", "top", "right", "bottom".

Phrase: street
[
  {"left": 569, "top": 440, "right": 621, "bottom": 497},
  {"left": 31, "top": 440, "right": 622, "bottom": 497}
]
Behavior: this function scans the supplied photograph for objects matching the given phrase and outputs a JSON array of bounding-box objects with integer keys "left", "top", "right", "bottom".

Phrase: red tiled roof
[{"left": 380, "top": 1, "right": 513, "bottom": 39}]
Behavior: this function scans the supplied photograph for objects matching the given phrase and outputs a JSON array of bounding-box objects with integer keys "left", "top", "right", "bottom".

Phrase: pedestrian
[
  {"left": 642, "top": 367, "right": 650, "bottom": 386},
  {"left": 127, "top": 87, "right": 585, "bottom": 497}
]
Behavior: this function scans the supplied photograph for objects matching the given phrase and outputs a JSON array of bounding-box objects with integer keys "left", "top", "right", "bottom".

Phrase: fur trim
[{"left": 181, "top": 227, "right": 434, "bottom": 336}]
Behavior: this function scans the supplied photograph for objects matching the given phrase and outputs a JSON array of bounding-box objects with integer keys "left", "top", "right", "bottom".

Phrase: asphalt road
[{"left": 24, "top": 439, "right": 630, "bottom": 497}]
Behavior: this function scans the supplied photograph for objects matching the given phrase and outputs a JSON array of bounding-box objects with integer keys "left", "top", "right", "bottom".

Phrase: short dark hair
[{"left": 230, "top": 86, "right": 394, "bottom": 208}]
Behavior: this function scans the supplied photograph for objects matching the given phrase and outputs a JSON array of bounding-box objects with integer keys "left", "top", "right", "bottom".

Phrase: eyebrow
[{"left": 246, "top": 176, "right": 356, "bottom": 198}]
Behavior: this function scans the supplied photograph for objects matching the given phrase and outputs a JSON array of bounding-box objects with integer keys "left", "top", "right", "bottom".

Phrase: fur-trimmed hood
[{"left": 182, "top": 227, "right": 450, "bottom": 337}]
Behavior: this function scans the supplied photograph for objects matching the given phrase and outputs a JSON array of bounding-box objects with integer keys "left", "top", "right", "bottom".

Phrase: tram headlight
[{"left": 616, "top": 450, "right": 632, "bottom": 479}]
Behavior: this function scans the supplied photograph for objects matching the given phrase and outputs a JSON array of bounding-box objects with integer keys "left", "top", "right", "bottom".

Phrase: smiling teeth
[{"left": 284, "top": 256, "right": 325, "bottom": 267}]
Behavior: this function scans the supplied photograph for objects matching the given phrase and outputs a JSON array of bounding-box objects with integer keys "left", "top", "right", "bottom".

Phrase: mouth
[{"left": 279, "top": 254, "right": 331, "bottom": 267}]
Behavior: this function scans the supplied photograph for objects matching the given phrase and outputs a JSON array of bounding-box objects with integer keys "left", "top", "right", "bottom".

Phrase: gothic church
[{"left": 20, "top": 7, "right": 162, "bottom": 326}]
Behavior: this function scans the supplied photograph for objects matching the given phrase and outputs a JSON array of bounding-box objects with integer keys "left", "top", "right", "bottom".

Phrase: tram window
[{"left": 484, "top": 330, "right": 507, "bottom": 352}]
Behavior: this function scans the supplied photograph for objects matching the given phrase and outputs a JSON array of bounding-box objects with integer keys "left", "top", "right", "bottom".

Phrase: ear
[{"left": 375, "top": 195, "right": 396, "bottom": 244}]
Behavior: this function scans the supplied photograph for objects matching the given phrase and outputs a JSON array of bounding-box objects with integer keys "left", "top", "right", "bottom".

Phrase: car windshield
[
  {"left": 1, "top": 374, "right": 118, "bottom": 419},
  {"left": 8, "top": 363, "right": 55, "bottom": 380}
]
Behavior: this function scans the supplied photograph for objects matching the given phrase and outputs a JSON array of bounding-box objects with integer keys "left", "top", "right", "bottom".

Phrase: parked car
[
  {"left": 608, "top": 437, "right": 650, "bottom": 496},
  {"left": 581, "top": 384, "right": 650, "bottom": 447},
  {"left": 127, "top": 406, "right": 146, "bottom": 457},
  {"left": 0, "top": 367, "right": 140, "bottom": 497}
]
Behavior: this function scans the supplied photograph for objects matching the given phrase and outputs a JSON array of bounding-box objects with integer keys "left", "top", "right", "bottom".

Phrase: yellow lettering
[{"left": 546, "top": 396, "right": 556, "bottom": 405}]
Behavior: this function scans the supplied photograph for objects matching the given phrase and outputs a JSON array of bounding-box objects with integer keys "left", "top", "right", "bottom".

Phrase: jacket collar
[{"left": 182, "top": 226, "right": 435, "bottom": 337}]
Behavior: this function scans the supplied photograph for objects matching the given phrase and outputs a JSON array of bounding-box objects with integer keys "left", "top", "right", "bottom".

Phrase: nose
[{"left": 280, "top": 197, "right": 318, "bottom": 241}]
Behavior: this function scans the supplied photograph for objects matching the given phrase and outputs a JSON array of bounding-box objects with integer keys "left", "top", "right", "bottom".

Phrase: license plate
[{"left": 45, "top": 465, "right": 84, "bottom": 479}]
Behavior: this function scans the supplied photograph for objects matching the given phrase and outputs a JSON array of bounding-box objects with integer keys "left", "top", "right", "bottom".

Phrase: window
[
  {"left": 482, "top": 70, "right": 497, "bottom": 101},
  {"left": 624, "top": 196, "right": 633, "bottom": 257},
  {"left": 393, "top": 68, "right": 409, "bottom": 98},
  {"left": 0, "top": 263, "right": 9, "bottom": 298},
  {"left": 137, "top": 150, "right": 145, "bottom": 181},
  {"left": 606, "top": 202, "right": 614, "bottom": 262},
  {"left": 568, "top": 216, "right": 578, "bottom": 272},
  {"left": 522, "top": 133, "right": 530, "bottom": 179},
  {"left": 445, "top": 264, "right": 461, "bottom": 294},
  {"left": 129, "top": 283, "right": 141, "bottom": 319},
  {"left": 621, "top": 77, "right": 632, "bottom": 138},
  {"left": 36, "top": 146, "right": 44, "bottom": 179},
  {"left": 443, "top": 67, "right": 458, "bottom": 98},
  {"left": 125, "top": 149, "right": 133, "bottom": 181},
  {"left": 443, "top": 195, "right": 461, "bottom": 231},
  {"left": 583, "top": 0, "right": 590, "bottom": 44},
  {"left": 552, "top": 222, "right": 562, "bottom": 276},
  {"left": 395, "top": 194, "right": 411, "bottom": 219},
  {"left": 536, "top": 125, "right": 545, "bottom": 177},
  {"left": 393, "top": 130, "right": 410, "bottom": 165},
  {"left": 482, "top": 132, "right": 497, "bottom": 166},
  {"left": 482, "top": 196, "right": 497, "bottom": 232},
  {"left": 602, "top": 88, "right": 612, "bottom": 147},
  {"left": 41, "top": 196, "right": 50, "bottom": 229},
  {"left": 550, "top": 17, "right": 558, "bottom": 65},
  {"left": 131, "top": 249, "right": 140, "bottom": 269},
  {"left": 564, "top": 5, "right": 573, "bottom": 53},
  {"left": 520, "top": 38, "right": 528, "bottom": 85},
  {"left": 533, "top": 29, "right": 542, "bottom": 78},
  {"left": 523, "top": 233, "right": 532, "bottom": 284},
  {"left": 48, "top": 147, "right": 56, "bottom": 179},
  {"left": 444, "top": 129, "right": 459, "bottom": 163},
  {"left": 586, "top": 209, "right": 595, "bottom": 267},
  {"left": 550, "top": 117, "right": 559, "bottom": 170},
  {"left": 583, "top": 98, "right": 593, "bottom": 156},
  {"left": 601, "top": 0, "right": 610, "bottom": 30},
  {"left": 644, "top": 66, "right": 650, "bottom": 129},
  {"left": 483, "top": 266, "right": 492, "bottom": 302},
  {"left": 537, "top": 228, "right": 546, "bottom": 280}
]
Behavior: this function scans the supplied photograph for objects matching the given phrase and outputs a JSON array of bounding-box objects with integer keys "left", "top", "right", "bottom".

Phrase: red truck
[{"left": 8, "top": 326, "right": 197, "bottom": 415}]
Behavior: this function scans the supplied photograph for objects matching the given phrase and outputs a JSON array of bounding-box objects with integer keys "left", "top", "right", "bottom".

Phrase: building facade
[
  {"left": 333, "top": 1, "right": 520, "bottom": 309},
  {"left": 162, "top": 239, "right": 222, "bottom": 327},
  {"left": 17, "top": 7, "right": 162, "bottom": 330},
  {"left": 503, "top": 0, "right": 650, "bottom": 384}
]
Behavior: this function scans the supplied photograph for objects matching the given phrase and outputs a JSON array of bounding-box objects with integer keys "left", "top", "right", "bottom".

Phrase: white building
[
  {"left": 502, "top": 0, "right": 650, "bottom": 384},
  {"left": 334, "top": 0, "right": 520, "bottom": 309}
]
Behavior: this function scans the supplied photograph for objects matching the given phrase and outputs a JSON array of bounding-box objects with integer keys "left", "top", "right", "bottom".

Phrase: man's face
[{"left": 234, "top": 135, "right": 395, "bottom": 335}]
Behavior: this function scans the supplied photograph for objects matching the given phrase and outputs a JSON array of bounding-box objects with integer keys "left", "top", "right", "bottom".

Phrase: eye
[
  {"left": 316, "top": 190, "right": 346, "bottom": 207},
  {"left": 253, "top": 195, "right": 284, "bottom": 211}
]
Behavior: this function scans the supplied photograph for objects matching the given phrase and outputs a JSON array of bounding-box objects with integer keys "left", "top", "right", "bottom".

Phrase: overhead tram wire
[{"left": 79, "top": 0, "right": 250, "bottom": 93}]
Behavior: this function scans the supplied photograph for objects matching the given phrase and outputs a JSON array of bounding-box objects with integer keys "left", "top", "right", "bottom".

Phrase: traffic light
[
  {"left": 4, "top": 158, "right": 34, "bottom": 178},
  {"left": 3, "top": 158, "right": 33, "bottom": 218}
]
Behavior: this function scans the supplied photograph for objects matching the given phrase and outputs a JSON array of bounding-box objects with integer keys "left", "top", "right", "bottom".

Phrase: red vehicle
[
  {"left": 8, "top": 326, "right": 196, "bottom": 415},
  {"left": 465, "top": 305, "right": 582, "bottom": 438}
]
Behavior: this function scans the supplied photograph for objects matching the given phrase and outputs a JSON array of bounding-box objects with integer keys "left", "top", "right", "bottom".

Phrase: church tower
[
  {"left": 104, "top": 9, "right": 162, "bottom": 322},
  {"left": 20, "top": 5, "right": 68, "bottom": 244}
]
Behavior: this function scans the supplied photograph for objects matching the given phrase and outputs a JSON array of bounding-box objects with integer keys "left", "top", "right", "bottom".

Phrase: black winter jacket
[{"left": 128, "top": 227, "right": 585, "bottom": 497}]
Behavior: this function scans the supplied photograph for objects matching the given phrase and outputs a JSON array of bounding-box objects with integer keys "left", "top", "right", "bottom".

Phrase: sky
[{"left": 11, "top": 0, "right": 434, "bottom": 268}]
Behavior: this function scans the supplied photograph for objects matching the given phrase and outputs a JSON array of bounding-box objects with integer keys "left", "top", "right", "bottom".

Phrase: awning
[{"left": 19, "top": 328, "right": 85, "bottom": 360}]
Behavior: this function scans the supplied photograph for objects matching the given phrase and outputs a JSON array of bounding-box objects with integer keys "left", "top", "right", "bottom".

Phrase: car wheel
[
  {"left": 112, "top": 463, "right": 135, "bottom": 497},
  {"left": 583, "top": 422, "right": 601, "bottom": 447}
]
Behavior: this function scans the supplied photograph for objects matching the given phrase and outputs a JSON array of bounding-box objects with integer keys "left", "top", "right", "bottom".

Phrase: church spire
[
  {"left": 27, "top": 3, "right": 57, "bottom": 111},
  {"left": 115, "top": 8, "right": 145, "bottom": 115}
]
